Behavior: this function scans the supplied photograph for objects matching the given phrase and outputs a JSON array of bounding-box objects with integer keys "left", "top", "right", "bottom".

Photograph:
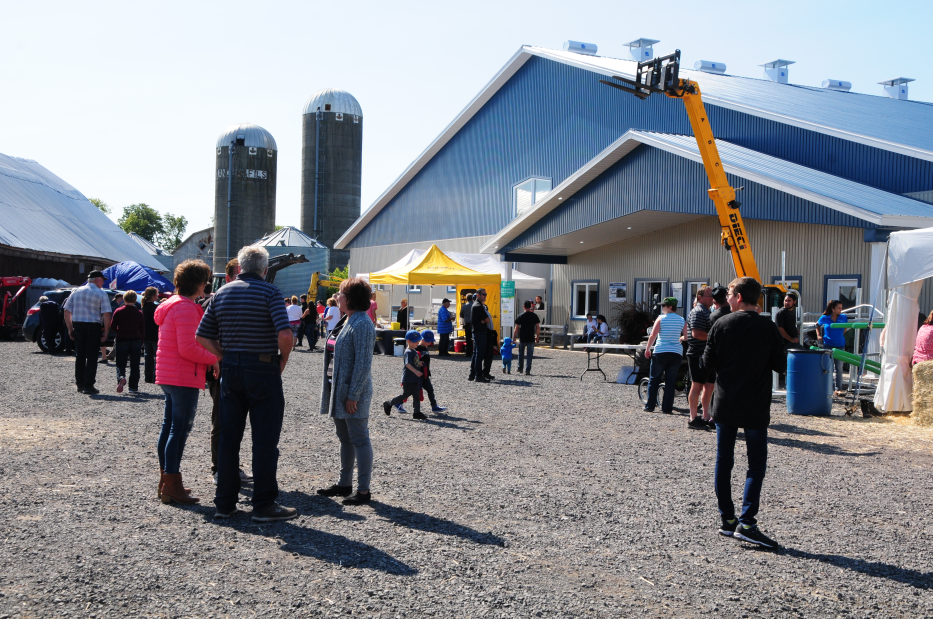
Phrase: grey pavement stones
[{"left": 0, "top": 339, "right": 931, "bottom": 617}]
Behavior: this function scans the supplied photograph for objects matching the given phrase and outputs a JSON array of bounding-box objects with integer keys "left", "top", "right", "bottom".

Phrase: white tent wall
[{"left": 873, "top": 227, "right": 933, "bottom": 413}]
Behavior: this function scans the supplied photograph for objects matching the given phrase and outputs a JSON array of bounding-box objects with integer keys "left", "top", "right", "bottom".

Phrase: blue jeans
[
  {"left": 157, "top": 385, "right": 200, "bottom": 474},
  {"left": 715, "top": 423, "right": 768, "bottom": 526},
  {"left": 822, "top": 344, "right": 849, "bottom": 390},
  {"left": 502, "top": 357, "right": 512, "bottom": 372},
  {"left": 115, "top": 339, "right": 141, "bottom": 389},
  {"left": 645, "top": 352, "right": 681, "bottom": 412},
  {"left": 518, "top": 342, "right": 534, "bottom": 372},
  {"left": 215, "top": 353, "right": 285, "bottom": 513},
  {"left": 305, "top": 323, "right": 319, "bottom": 349},
  {"left": 471, "top": 328, "right": 487, "bottom": 378},
  {"left": 333, "top": 417, "right": 373, "bottom": 491}
]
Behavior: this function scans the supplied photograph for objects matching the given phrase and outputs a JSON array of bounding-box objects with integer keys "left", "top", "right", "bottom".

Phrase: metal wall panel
[
  {"left": 504, "top": 146, "right": 876, "bottom": 252},
  {"left": 348, "top": 56, "right": 933, "bottom": 250},
  {"left": 549, "top": 218, "right": 933, "bottom": 331}
]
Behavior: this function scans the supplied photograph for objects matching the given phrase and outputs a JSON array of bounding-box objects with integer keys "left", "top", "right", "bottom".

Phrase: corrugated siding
[
  {"left": 504, "top": 146, "right": 875, "bottom": 252},
  {"left": 551, "top": 218, "right": 931, "bottom": 331},
  {"left": 348, "top": 56, "right": 933, "bottom": 250}
]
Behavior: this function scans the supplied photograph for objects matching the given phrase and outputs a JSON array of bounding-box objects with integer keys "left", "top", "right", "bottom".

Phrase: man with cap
[
  {"left": 384, "top": 330, "right": 427, "bottom": 419},
  {"left": 644, "top": 297, "right": 688, "bottom": 414},
  {"left": 63, "top": 270, "right": 113, "bottom": 394},
  {"left": 709, "top": 286, "right": 731, "bottom": 328},
  {"left": 436, "top": 298, "right": 454, "bottom": 357},
  {"left": 470, "top": 289, "right": 491, "bottom": 382}
]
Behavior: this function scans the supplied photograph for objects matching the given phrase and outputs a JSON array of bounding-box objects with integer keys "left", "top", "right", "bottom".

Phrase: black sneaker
[
  {"left": 413, "top": 412, "right": 427, "bottom": 420},
  {"left": 643, "top": 407, "right": 655, "bottom": 412},
  {"left": 483, "top": 374, "right": 495, "bottom": 380},
  {"left": 317, "top": 484, "right": 352, "bottom": 497},
  {"left": 517, "top": 368, "right": 523, "bottom": 374},
  {"left": 383, "top": 401, "right": 392, "bottom": 416},
  {"left": 704, "top": 418, "right": 717, "bottom": 429},
  {"left": 687, "top": 417, "right": 709, "bottom": 430},
  {"left": 342, "top": 491, "right": 371, "bottom": 506},
  {"left": 214, "top": 507, "right": 240, "bottom": 519},
  {"left": 524, "top": 371, "right": 532, "bottom": 376},
  {"left": 83, "top": 386, "right": 100, "bottom": 395},
  {"left": 734, "top": 525, "right": 779, "bottom": 549},
  {"left": 76, "top": 383, "right": 85, "bottom": 392},
  {"left": 251, "top": 503, "right": 298, "bottom": 522},
  {"left": 475, "top": 376, "right": 489, "bottom": 383},
  {"left": 468, "top": 375, "right": 476, "bottom": 381},
  {"left": 718, "top": 517, "right": 738, "bottom": 537}
]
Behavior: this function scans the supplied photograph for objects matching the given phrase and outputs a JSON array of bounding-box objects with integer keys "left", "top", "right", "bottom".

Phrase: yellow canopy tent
[{"left": 369, "top": 244, "right": 502, "bottom": 336}]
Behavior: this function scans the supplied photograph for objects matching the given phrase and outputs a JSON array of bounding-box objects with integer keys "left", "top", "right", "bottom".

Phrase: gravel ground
[{"left": 1, "top": 338, "right": 932, "bottom": 618}]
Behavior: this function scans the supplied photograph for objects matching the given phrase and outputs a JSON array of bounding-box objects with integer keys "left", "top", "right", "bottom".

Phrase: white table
[{"left": 572, "top": 343, "right": 646, "bottom": 381}]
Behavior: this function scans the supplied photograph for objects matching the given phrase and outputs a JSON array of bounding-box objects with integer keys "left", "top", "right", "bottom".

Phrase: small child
[
  {"left": 500, "top": 336, "right": 517, "bottom": 374},
  {"left": 417, "top": 330, "right": 448, "bottom": 413},
  {"left": 384, "top": 330, "right": 426, "bottom": 420}
]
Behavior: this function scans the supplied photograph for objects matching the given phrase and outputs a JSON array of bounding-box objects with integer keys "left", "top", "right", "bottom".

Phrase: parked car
[{"left": 24, "top": 288, "right": 126, "bottom": 353}]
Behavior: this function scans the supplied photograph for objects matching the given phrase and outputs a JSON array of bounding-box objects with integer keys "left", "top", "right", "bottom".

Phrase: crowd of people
[{"left": 56, "top": 251, "right": 933, "bottom": 550}]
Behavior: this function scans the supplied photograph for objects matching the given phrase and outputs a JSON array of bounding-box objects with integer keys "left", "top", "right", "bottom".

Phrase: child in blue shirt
[{"left": 500, "top": 336, "right": 517, "bottom": 374}]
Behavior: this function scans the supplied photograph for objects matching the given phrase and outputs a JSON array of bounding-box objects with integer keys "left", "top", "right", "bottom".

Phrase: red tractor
[{"left": 1, "top": 277, "right": 32, "bottom": 339}]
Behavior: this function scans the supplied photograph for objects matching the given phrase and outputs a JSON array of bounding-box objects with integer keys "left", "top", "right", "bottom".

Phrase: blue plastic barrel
[{"left": 787, "top": 349, "right": 833, "bottom": 416}]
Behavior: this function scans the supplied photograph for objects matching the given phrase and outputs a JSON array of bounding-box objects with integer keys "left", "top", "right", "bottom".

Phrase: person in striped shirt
[
  {"left": 196, "top": 245, "right": 296, "bottom": 522},
  {"left": 643, "top": 297, "right": 688, "bottom": 414}
]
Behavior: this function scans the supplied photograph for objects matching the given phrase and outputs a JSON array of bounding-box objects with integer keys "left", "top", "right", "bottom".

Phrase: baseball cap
[
  {"left": 87, "top": 270, "right": 104, "bottom": 279},
  {"left": 405, "top": 330, "right": 423, "bottom": 343},
  {"left": 420, "top": 330, "right": 435, "bottom": 343},
  {"left": 441, "top": 298, "right": 450, "bottom": 304},
  {"left": 711, "top": 286, "right": 728, "bottom": 303},
  {"left": 662, "top": 296, "right": 678, "bottom": 308}
]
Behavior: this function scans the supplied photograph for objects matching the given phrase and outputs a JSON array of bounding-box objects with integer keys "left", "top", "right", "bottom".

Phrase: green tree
[
  {"left": 274, "top": 224, "right": 284, "bottom": 231},
  {"left": 89, "top": 198, "right": 110, "bottom": 214},
  {"left": 117, "top": 203, "right": 163, "bottom": 243},
  {"left": 156, "top": 213, "right": 188, "bottom": 253},
  {"left": 325, "top": 266, "right": 349, "bottom": 296}
]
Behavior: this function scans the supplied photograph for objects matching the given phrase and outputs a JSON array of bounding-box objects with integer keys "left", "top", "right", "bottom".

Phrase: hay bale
[{"left": 911, "top": 360, "right": 933, "bottom": 426}]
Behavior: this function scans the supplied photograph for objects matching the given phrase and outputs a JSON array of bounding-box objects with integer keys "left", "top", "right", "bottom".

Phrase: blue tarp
[{"left": 102, "top": 261, "right": 175, "bottom": 294}]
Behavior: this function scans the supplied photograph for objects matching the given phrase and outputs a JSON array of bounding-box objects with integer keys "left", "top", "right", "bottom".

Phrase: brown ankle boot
[
  {"left": 158, "top": 469, "right": 191, "bottom": 500},
  {"left": 160, "top": 473, "right": 199, "bottom": 504}
]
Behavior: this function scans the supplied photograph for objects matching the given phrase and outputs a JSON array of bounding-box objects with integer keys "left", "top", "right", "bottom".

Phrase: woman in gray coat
[{"left": 318, "top": 277, "right": 377, "bottom": 505}]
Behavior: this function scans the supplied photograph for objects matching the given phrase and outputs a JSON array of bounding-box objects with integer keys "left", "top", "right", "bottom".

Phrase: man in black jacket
[
  {"left": 470, "top": 289, "right": 491, "bottom": 382},
  {"left": 702, "top": 277, "right": 786, "bottom": 549}
]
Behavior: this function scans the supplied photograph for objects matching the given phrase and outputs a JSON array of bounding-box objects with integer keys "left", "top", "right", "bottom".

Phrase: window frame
[
  {"left": 823, "top": 274, "right": 861, "bottom": 310},
  {"left": 406, "top": 284, "right": 422, "bottom": 294},
  {"left": 570, "top": 279, "right": 599, "bottom": 321},
  {"left": 634, "top": 278, "right": 669, "bottom": 307},
  {"left": 512, "top": 176, "right": 552, "bottom": 219}
]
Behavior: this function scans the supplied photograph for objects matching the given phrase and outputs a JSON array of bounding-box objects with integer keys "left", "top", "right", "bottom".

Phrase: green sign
[{"left": 500, "top": 281, "right": 515, "bottom": 298}]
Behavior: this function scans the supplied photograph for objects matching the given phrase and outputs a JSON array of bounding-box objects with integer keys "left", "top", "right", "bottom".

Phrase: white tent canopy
[
  {"left": 874, "top": 227, "right": 933, "bottom": 412},
  {"left": 359, "top": 249, "right": 546, "bottom": 287}
]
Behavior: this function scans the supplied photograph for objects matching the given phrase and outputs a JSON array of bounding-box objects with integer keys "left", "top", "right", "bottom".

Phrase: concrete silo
[
  {"left": 214, "top": 123, "right": 278, "bottom": 273},
  {"left": 300, "top": 89, "right": 363, "bottom": 271}
]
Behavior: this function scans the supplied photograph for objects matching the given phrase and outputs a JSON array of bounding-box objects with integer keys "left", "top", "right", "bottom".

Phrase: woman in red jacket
[{"left": 155, "top": 260, "right": 219, "bottom": 504}]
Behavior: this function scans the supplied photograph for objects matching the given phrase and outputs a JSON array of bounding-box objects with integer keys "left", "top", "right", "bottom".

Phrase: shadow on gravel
[
  {"left": 370, "top": 501, "right": 505, "bottom": 547},
  {"left": 769, "top": 423, "right": 840, "bottom": 438},
  {"left": 783, "top": 548, "right": 933, "bottom": 589},
  {"left": 280, "top": 491, "right": 366, "bottom": 522},
  {"left": 412, "top": 414, "right": 481, "bottom": 431},
  {"left": 764, "top": 435, "right": 880, "bottom": 457},
  {"left": 208, "top": 513, "right": 418, "bottom": 575}
]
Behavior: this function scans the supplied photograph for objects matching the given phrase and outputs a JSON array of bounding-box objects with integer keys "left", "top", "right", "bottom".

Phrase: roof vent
[
  {"left": 760, "top": 59, "right": 795, "bottom": 84},
  {"left": 563, "top": 40, "right": 598, "bottom": 56},
  {"left": 694, "top": 60, "right": 726, "bottom": 74},
  {"left": 879, "top": 77, "right": 914, "bottom": 100},
  {"left": 624, "top": 38, "right": 660, "bottom": 61},
  {"left": 821, "top": 79, "right": 852, "bottom": 92}
]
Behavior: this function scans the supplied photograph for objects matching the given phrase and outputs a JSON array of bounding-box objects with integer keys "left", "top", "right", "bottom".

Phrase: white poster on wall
[
  {"left": 670, "top": 282, "right": 683, "bottom": 309},
  {"left": 609, "top": 282, "right": 627, "bottom": 303},
  {"left": 500, "top": 281, "right": 516, "bottom": 330}
]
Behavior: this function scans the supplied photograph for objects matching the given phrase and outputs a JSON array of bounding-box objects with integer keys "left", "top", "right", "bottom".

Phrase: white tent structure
[
  {"left": 360, "top": 249, "right": 546, "bottom": 288},
  {"left": 874, "top": 227, "right": 933, "bottom": 412}
]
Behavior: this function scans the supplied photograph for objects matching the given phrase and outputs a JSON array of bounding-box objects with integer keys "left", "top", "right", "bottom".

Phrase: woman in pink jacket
[{"left": 155, "top": 260, "right": 219, "bottom": 504}]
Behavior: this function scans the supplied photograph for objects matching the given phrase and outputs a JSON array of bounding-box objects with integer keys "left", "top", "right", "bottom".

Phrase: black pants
[
  {"left": 306, "top": 323, "right": 319, "bottom": 349},
  {"left": 143, "top": 341, "right": 157, "bottom": 383},
  {"left": 296, "top": 324, "right": 304, "bottom": 346},
  {"left": 390, "top": 382, "right": 421, "bottom": 414},
  {"left": 483, "top": 330, "right": 497, "bottom": 376},
  {"left": 73, "top": 322, "right": 102, "bottom": 388},
  {"left": 464, "top": 323, "right": 473, "bottom": 356},
  {"left": 423, "top": 377, "right": 438, "bottom": 407},
  {"left": 115, "top": 339, "right": 141, "bottom": 390},
  {"left": 438, "top": 333, "right": 451, "bottom": 356},
  {"left": 471, "top": 329, "right": 486, "bottom": 379}
]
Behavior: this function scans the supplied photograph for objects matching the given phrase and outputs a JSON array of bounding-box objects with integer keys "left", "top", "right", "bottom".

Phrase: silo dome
[
  {"left": 302, "top": 89, "right": 363, "bottom": 117},
  {"left": 215, "top": 123, "right": 278, "bottom": 150}
]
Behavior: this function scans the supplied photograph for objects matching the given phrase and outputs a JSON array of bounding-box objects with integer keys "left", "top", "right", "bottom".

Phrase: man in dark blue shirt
[{"left": 197, "top": 245, "right": 296, "bottom": 522}]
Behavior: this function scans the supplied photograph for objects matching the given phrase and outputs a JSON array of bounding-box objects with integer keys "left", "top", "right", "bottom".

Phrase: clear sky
[{"left": 2, "top": 0, "right": 930, "bottom": 241}]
